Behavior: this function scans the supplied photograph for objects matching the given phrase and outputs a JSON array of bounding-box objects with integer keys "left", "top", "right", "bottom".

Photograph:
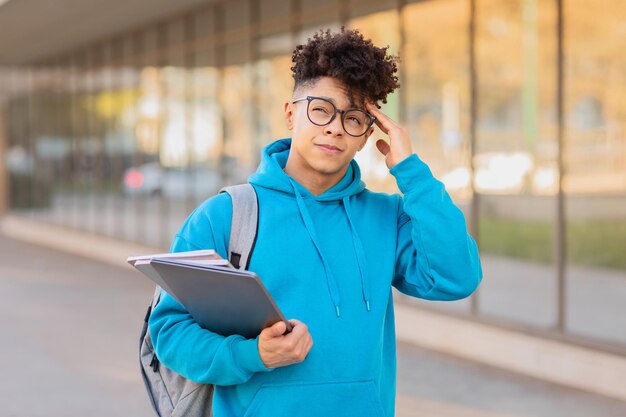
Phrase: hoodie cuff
[
  {"left": 389, "top": 153, "right": 435, "bottom": 194},
  {"left": 232, "top": 337, "right": 274, "bottom": 375}
]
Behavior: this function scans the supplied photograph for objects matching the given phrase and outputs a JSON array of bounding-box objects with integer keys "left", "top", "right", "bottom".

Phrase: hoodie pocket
[{"left": 242, "top": 379, "right": 385, "bottom": 417}]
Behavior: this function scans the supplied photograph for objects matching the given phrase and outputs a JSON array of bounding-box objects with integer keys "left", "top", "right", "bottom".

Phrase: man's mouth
[{"left": 315, "top": 144, "right": 342, "bottom": 154}]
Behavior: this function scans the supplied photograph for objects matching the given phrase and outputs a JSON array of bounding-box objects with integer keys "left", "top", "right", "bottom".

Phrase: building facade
[{"left": 1, "top": 0, "right": 625, "bottom": 354}]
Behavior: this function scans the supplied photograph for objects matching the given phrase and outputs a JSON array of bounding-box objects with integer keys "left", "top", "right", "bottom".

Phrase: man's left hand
[{"left": 366, "top": 102, "right": 413, "bottom": 170}]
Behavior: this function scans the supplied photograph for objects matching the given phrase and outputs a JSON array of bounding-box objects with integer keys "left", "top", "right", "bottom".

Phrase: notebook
[{"left": 128, "top": 252, "right": 292, "bottom": 338}]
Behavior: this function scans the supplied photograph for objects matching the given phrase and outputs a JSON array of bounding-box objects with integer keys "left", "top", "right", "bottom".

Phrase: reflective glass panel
[
  {"left": 476, "top": 0, "right": 558, "bottom": 328},
  {"left": 564, "top": 0, "right": 626, "bottom": 347}
]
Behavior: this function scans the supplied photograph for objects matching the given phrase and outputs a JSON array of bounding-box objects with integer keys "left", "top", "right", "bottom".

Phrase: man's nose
[{"left": 324, "top": 114, "right": 344, "bottom": 136}]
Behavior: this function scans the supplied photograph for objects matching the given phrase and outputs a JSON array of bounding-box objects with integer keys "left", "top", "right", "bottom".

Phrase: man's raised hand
[{"left": 366, "top": 102, "right": 413, "bottom": 169}]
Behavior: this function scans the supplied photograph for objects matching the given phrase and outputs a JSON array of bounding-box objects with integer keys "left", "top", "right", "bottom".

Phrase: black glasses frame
[{"left": 292, "top": 96, "right": 376, "bottom": 137}]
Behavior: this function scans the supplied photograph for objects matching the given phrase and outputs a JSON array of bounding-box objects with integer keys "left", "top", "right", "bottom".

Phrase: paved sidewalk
[{"left": 2, "top": 234, "right": 626, "bottom": 417}]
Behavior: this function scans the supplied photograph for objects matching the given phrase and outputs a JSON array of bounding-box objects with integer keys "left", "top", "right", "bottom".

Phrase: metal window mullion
[
  {"left": 250, "top": 0, "right": 261, "bottom": 166},
  {"left": 73, "top": 54, "right": 84, "bottom": 231},
  {"left": 215, "top": 3, "right": 227, "bottom": 188},
  {"left": 133, "top": 31, "right": 150, "bottom": 246},
  {"left": 397, "top": 0, "right": 406, "bottom": 126},
  {"left": 86, "top": 49, "right": 97, "bottom": 234},
  {"left": 0, "top": 79, "right": 7, "bottom": 216},
  {"left": 184, "top": 14, "right": 196, "bottom": 214},
  {"left": 27, "top": 67, "right": 37, "bottom": 218},
  {"left": 110, "top": 40, "right": 125, "bottom": 241},
  {"left": 157, "top": 22, "right": 170, "bottom": 250},
  {"left": 555, "top": 0, "right": 567, "bottom": 333},
  {"left": 469, "top": 0, "right": 480, "bottom": 316},
  {"left": 54, "top": 58, "right": 64, "bottom": 227},
  {"left": 104, "top": 42, "right": 115, "bottom": 239}
]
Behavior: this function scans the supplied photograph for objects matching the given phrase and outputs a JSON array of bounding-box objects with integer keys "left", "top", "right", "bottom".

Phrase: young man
[{"left": 149, "top": 28, "right": 482, "bottom": 416}]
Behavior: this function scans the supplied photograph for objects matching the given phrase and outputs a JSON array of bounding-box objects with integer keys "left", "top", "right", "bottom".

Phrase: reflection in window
[
  {"left": 157, "top": 66, "right": 222, "bottom": 169},
  {"left": 475, "top": 0, "right": 558, "bottom": 329},
  {"left": 221, "top": 64, "right": 256, "bottom": 174},
  {"left": 403, "top": 0, "right": 471, "bottom": 203},
  {"left": 476, "top": 0, "right": 557, "bottom": 197},
  {"left": 136, "top": 67, "right": 162, "bottom": 156},
  {"left": 564, "top": 0, "right": 626, "bottom": 196},
  {"left": 255, "top": 56, "right": 292, "bottom": 147},
  {"left": 564, "top": 0, "right": 626, "bottom": 346},
  {"left": 191, "top": 67, "right": 222, "bottom": 165}
]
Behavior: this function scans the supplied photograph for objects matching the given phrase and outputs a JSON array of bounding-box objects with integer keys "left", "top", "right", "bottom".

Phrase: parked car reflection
[
  {"left": 123, "top": 163, "right": 222, "bottom": 199},
  {"left": 123, "top": 162, "right": 163, "bottom": 196}
]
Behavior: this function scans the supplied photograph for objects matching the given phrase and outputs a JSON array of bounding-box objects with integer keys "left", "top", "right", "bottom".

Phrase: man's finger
[
  {"left": 366, "top": 102, "right": 400, "bottom": 134},
  {"left": 269, "top": 320, "right": 286, "bottom": 337},
  {"left": 283, "top": 319, "right": 309, "bottom": 341},
  {"left": 376, "top": 139, "right": 391, "bottom": 156},
  {"left": 288, "top": 319, "right": 302, "bottom": 327}
]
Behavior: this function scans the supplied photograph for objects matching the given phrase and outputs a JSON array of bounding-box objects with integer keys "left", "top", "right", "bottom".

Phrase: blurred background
[{"left": 0, "top": 0, "right": 625, "bottom": 416}]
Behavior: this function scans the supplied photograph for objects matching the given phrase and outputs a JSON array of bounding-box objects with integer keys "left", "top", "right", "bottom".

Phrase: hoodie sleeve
[
  {"left": 390, "top": 154, "right": 483, "bottom": 300},
  {"left": 148, "top": 193, "right": 274, "bottom": 385}
]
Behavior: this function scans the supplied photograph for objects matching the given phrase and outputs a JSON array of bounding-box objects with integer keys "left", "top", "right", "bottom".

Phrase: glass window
[
  {"left": 23, "top": 60, "right": 70, "bottom": 227},
  {"left": 254, "top": 55, "right": 293, "bottom": 150},
  {"left": 159, "top": 20, "right": 198, "bottom": 248},
  {"left": 190, "top": 16, "right": 227, "bottom": 209},
  {"left": 257, "top": 0, "right": 294, "bottom": 154},
  {"left": 564, "top": 0, "right": 626, "bottom": 347},
  {"left": 399, "top": 0, "right": 472, "bottom": 313},
  {"left": 117, "top": 36, "right": 143, "bottom": 243},
  {"left": 66, "top": 55, "right": 81, "bottom": 230},
  {"left": 476, "top": 0, "right": 558, "bottom": 328},
  {"left": 135, "top": 27, "right": 167, "bottom": 248},
  {"left": 71, "top": 52, "right": 91, "bottom": 232},
  {"left": 221, "top": 64, "right": 257, "bottom": 174},
  {"left": 194, "top": 11, "right": 223, "bottom": 169},
  {"left": 96, "top": 42, "right": 124, "bottom": 240},
  {"left": 6, "top": 68, "right": 40, "bottom": 216},
  {"left": 84, "top": 47, "right": 105, "bottom": 235}
]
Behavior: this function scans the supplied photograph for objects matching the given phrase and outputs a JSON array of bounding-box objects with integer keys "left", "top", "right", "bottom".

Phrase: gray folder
[{"left": 148, "top": 259, "right": 292, "bottom": 339}]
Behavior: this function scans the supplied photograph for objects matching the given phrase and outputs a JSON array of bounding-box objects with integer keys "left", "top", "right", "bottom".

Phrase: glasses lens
[
  {"left": 343, "top": 109, "right": 370, "bottom": 136},
  {"left": 307, "top": 98, "right": 335, "bottom": 126}
]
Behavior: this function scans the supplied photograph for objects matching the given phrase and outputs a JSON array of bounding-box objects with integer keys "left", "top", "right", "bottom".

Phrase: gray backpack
[{"left": 139, "top": 184, "right": 259, "bottom": 417}]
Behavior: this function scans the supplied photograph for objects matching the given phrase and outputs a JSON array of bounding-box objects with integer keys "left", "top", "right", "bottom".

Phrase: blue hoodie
[{"left": 149, "top": 138, "right": 482, "bottom": 417}]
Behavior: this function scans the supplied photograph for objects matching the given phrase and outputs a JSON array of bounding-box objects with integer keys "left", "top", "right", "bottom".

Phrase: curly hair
[{"left": 291, "top": 27, "right": 400, "bottom": 108}]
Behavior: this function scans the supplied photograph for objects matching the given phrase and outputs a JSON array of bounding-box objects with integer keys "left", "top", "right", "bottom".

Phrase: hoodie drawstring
[
  {"left": 289, "top": 179, "right": 342, "bottom": 317},
  {"left": 288, "top": 179, "right": 371, "bottom": 316},
  {"left": 343, "top": 196, "right": 371, "bottom": 312}
]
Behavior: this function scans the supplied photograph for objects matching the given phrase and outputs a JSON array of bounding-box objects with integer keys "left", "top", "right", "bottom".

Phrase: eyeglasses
[{"left": 292, "top": 96, "right": 376, "bottom": 137}]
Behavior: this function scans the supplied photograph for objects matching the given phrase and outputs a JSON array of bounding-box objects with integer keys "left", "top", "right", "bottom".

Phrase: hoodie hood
[
  {"left": 248, "top": 138, "right": 366, "bottom": 201},
  {"left": 249, "top": 138, "right": 371, "bottom": 317}
]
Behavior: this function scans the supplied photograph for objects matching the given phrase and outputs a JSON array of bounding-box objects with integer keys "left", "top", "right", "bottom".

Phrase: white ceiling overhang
[{"left": 0, "top": 0, "right": 215, "bottom": 65}]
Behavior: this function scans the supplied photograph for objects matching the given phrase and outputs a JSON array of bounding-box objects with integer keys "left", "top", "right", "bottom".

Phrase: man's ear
[{"left": 284, "top": 102, "right": 294, "bottom": 130}]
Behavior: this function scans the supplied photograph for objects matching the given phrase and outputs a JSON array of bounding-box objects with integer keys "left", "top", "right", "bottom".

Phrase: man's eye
[
  {"left": 312, "top": 107, "right": 330, "bottom": 114},
  {"left": 347, "top": 116, "right": 363, "bottom": 125}
]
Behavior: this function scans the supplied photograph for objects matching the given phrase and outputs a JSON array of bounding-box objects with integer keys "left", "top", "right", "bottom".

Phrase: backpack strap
[
  {"left": 219, "top": 184, "right": 259, "bottom": 270},
  {"left": 141, "top": 285, "right": 163, "bottom": 351},
  {"left": 146, "top": 184, "right": 258, "bottom": 315}
]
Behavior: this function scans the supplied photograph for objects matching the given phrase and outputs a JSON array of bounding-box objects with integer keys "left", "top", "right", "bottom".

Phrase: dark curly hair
[{"left": 291, "top": 27, "right": 400, "bottom": 108}]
